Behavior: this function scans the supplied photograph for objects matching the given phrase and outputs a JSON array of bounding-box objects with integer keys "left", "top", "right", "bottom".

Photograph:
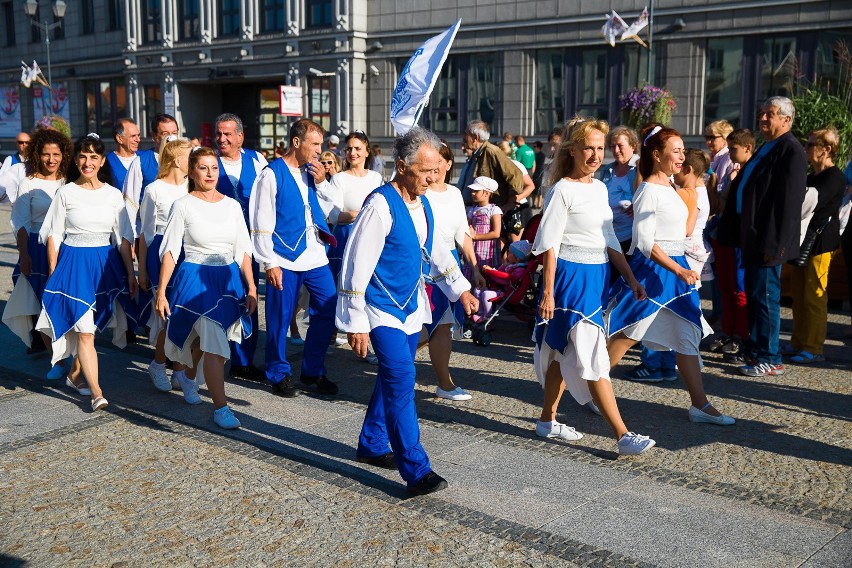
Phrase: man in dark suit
[{"left": 717, "top": 96, "right": 807, "bottom": 377}]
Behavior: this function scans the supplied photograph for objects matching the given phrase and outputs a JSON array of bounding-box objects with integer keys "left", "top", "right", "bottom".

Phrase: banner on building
[
  {"left": 279, "top": 85, "right": 303, "bottom": 116},
  {"left": 390, "top": 19, "right": 461, "bottom": 136},
  {"left": 0, "top": 86, "right": 22, "bottom": 138},
  {"left": 33, "top": 82, "right": 70, "bottom": 123}
]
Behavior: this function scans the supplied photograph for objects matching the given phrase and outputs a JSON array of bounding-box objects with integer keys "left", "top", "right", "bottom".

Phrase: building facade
[{"left": 0, "top": 0, "right": 850, "bottom": 151}]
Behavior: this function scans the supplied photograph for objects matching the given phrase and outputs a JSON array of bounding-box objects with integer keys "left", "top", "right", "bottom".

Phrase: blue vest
[
  {"left": 10, "top": 154, "right": 20, "bottom": 166},
  {"left": 268, "top": 159, "right": 336, "bottom": 262},
  {"left": 216, "top": 148, "right": 261, "bottom": 220},
  {"left": 106, "top": 151, "right": 138, "bottom": 191},
  {"left": 138, "top": 148, "right": 159, "bottom": 203},
  {"left": 364, "top": 184, "right": 435, "bottom": 323}
]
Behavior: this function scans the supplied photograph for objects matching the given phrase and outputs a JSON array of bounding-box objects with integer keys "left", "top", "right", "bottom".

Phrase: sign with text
[
  {"left": 33, "top": 82, "right": 70, "bottom": 123},
  {"left": 0, "top": 86, "right": 21, "bottom": 138},
  {"left": 279, "top": 85, "right": 303, "bottom": 117}
]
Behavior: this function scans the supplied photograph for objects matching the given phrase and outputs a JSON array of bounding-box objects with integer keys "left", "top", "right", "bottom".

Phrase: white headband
[
  {"left": 643, "top": 126, "right": 662, "bottom": 146},
  {"left": 86, "top": 132, "right": 100, "bottom": 140},
  {"left": 165, "top": 134, "right": 178, "bottom": 143}
]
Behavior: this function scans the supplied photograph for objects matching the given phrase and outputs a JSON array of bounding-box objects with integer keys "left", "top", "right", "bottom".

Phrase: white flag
[
  {"left": 601, "top": 10, "right": 628, "bottom": 47},
  {"left": 21, "top": 63, "right": 32, "bottom": 88},
  {"left": 621, "top": 7, "right": 649, "bottom": 48},
  {"left": 390, "top": 19, "right": 461, "bottom": 136}
]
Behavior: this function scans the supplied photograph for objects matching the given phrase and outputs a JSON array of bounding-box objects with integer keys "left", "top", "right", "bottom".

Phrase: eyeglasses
[
  {"left": 321, "top": 160, "right": 334, "bottom": 166},
  {"left": 16, "top": 140, "right": 29, "bottom": 145},
  {"left": 704, "top": 135, "right": 722, "bottom": 141}
]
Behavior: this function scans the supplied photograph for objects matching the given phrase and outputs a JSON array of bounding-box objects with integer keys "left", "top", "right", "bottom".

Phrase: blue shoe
[
  {"left": 288, "top": 336, "right": 304, "bottom": 346},
  {"left": 660, "top": 367, "right": 678, "bottom": 382},
  {"left": 624, "top": 364, "right": 663, "bottom": 383},
  {"left": 213, "top": 406, "right": 241, "bottom": 429}
]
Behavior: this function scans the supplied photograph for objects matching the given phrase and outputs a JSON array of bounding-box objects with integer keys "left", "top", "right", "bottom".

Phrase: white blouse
[
  {"left": 39, "top": 183, "right": 134, "bottom": 252},
  {"left": 628, "top": 181, "right": 688, "bottom": 259},
  {"left": 160, "top": 194, "right": 252, "bottom": 266},
  {"left": 122, "top": 152, "right": 159, "bottom": 228},
  {"left": 328, "top": 169, "right": 384, "bottom": 224},
  {"left": 249, "top": 161, "right": 341, "bottom": 272},
  {"left": 424, "top": 184, "right": 469, "bottom": 249},
  {"left": 533, "top": 179, "right": 621, "bottom": 258},
  {"left": 335, "top": 192, "right": 470, "bottom": 335},
  {"left": 10, "top": 177, "right": 65, "bottom": 233},
  {"left": 139, "top": 179, "right": 189, "bottom": 245}
]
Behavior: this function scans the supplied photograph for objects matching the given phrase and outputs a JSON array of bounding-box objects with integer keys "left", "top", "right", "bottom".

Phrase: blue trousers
[
  {"left": 230, "top": 259, "right": 259, "bottom": 367},
  {"left": 745, "top": 263, "right": 782, "bottom": 365},
  {"left": 264, "top": 264, "right": 336, "bottom": 382},
  {"left": 358, "top": 326, "right": 432, "bottom": 485},
  {"left": 640, "top": 346, "right": 676, "bottom": 370}
]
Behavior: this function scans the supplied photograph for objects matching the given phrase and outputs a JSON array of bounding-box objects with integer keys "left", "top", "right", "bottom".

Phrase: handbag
[{"left": 790, "top": 215, "right": 832, "bottom": 267}]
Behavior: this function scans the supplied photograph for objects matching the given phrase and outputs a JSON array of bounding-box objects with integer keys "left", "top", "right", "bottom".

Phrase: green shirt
[{"left": 515, "top": 144, "right": 535, "bottom": 170}]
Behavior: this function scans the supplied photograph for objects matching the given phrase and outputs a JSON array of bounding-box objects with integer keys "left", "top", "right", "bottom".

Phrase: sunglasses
[
  {"left": 16, "top": 140, "right": 28, "bottom": 145},
  {"left": 704, "top": 135, "right": 722, "bottom": 141},
  {"left": 805, "top": 142, "right": 822, "bottom": 148},
  {"left": 320, "top": 160, "right": 334, "bottom": 166}
]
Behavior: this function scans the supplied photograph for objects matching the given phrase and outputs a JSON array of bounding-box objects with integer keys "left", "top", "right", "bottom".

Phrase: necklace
[{"left": 406, "top": 199, "right": 422, "bottom": 210}]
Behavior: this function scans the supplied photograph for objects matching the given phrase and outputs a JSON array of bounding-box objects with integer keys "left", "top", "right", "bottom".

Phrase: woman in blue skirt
[
  {"left": 155, "top": 147, "right": 257, "bottom": 429},
  {"left": 607, "top": 124, "right": 734, "bottom": 426},
  {"left": 3, "top": 128, "right": 71, "bottom": 376},
  {"left": 137, "top": 136, "right": 191, "bottom": 392},
  {"left": 534, "top": 116, "right": 655, "bottom": 455},
  {"left": 36, "top": 134, "right": 137, "bottom": 411}
]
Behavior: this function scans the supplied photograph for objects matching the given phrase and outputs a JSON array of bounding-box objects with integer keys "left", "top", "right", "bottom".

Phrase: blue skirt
[
  {"left": 165, "top": 261, "right": 251, "bottom": 359},
  {"left": 608, "top": 252, "right": 704, "bottom": 341},
  {"left": 40, "top": 244, "right": 133, "bottom": 340},
  {"left": 424, "top": 249, "right": 466, "bottom": 338},
  {"left": 12, "top": 233, "right": 50, "bottom": 303},
  {"left": 327, "top": 222, "right": 353, "bottom": 284},
  {"left": 140, "top": 234, "right": 184, "bottom": 329},
  {"left": 534, "top": 259, "right": 609, "bottom": 353},
  {"left": 3, "top": 233, "right": 51, "bottom": 346}
]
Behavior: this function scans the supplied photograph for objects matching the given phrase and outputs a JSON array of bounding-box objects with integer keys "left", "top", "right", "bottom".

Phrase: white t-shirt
[
  {"left": 424, "top": 184, "right": 469, "bottom": 249},
  {"left": 160, "top": 194, "right": 251, "bottom": 265},
  {"left": 10, "top": 177, "right": 65, "bottom": 233},
  {"left": 139, "top": 179, "right": 189, "bottom": 245},
  {"left": 329, "top": 169, "right": 383, "bottom": 224}
]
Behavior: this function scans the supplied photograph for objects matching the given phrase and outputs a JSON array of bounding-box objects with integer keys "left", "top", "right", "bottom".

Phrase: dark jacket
[
  {"left": 807, "top": 166, "right": 846, "bottom": 255},
  {"left": 468, "top": 141, "right": 525, "bottom": 207},
  {"left": 716, "top": 131, "right": 807, "bottom": 265}
]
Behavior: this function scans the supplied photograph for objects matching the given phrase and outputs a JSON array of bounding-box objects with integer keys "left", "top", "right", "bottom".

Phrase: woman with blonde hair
[
  {"left": 138, "top": 136, "right": 193, "bottom": 393},
  {"left": 704, "top": 119, "right": 734, "bottom": 183},
  {"left": 786, "top": 127, "right": 846, "bottom": 363},
  {"left": 319, "top": 150, "right": 340, "bottom": 181},
  {"left": 534, "top": 116, "right": 655, "bottom": 454}
]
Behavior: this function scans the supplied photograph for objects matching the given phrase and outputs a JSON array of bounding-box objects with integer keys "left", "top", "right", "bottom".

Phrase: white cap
[
  {"left": 468, "top": 176, "right": 498, "bottom": 193},
  {"left": 328, "top": 135, "right": 340, "bottom": 145}
]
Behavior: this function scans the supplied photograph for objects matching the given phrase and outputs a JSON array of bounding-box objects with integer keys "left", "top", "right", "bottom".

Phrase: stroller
[{"left": 468, "top": 213, "right": 542, "bottom": 346}]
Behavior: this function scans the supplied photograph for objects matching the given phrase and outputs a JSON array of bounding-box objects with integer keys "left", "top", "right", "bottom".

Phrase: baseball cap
[
  {"left": 468, "top": 176, "right": 498, "bottom": 193},
  {"left": 328, "top": 135, "right": 340, "bottom": 145}
]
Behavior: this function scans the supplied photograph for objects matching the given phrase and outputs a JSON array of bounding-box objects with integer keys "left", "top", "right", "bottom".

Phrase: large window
[
  {"left": 535, "top": 50, "right": 564, "bottom": 134},
  {"left": 141, "top": 0, "right": 162, "bottom": 45},
  {"left": 423, "top": 54, "right": 501, "bottom": 135},
  {"left": 218, "top": 0, "right": 240, "bottom": 37},
  {"left": 3, "top": 2, "right": 15, "bottom": 47},
  {"left": 308, "top": 76, "right": 331, "bottom": 131},
  {"left": 705, "top": 38, "right": 744, "bottom": 126},
  {"left": 429, "top": 58, "right": 458, "bottom": 134},
  {"left": 577, "top": 49, "right": 609, "bottom": 119},
  {"left": 107, "top": 0, "right": 121, "bottom": 31},
  {"left": 85, "top": 78, "right": 127, "bottom": 137},
  {"left": 178, "top": 0, "right": 200, "bottom": 41},
  {"left": 759, "top": 36, "right": 797, "bottom": 105},
  {"left": 261, "top": 0, "right": 285, "bottom": 33},
  {"left": 259, "top": 88, "right": 289, "bottom": 150},
  {"left": 467, "top": 54, "right": 499, "bottom": 127},
  {"left": 305, "top": 0, "right": 332, "bottom": 29},
  {"left": 144, "top": 85, "right": 162, "bottom": 132},
  {"left": 81, "top": 0, "right": 95, "bottom": 35}
]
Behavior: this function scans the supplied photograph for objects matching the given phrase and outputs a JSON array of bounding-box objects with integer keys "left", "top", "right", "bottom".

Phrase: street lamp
[{"left": 23, "top": 0, "right": 66, "bottom": 112}]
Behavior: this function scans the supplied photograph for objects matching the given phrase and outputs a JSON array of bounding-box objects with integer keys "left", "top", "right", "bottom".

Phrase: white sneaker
[
  {"left": 535, "top": 420, "right": 583, "bottom": 441},
  {"left": 148, "top": 361, "right": 171, "bottom": 392},
  {"left": 175, "top": 371, "right": 202, "bottom": 405},
  {"left": 436, "top": 386, "right": 472, "bottom": 401},
  {"left": 334, "top": 334, "right": 347, "bottom": 346},
  {"left": 213, "top": 406, "right": 241, "bottom": 429},
  {"left": 618, "top": 432, "right": 656, "bottom": 455},
  {"left": 688, "top": 404, "right": 735, "bottom": 425}
]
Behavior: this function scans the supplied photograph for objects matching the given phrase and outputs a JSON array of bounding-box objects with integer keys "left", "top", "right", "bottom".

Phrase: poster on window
[
  {"left": 0, "top": 86, "right": 22, "bottom": 138},
  {"left": 33, "top": 82, "right": 70, "bottom": 123}
]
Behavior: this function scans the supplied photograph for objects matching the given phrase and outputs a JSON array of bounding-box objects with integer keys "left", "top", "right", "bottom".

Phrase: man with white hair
[
  {"left": 107, "top": 118, "right": 140, "bottom": 191},
  {"left": 458, "top": 120, "right": 524, "bottom": 207},
  {"left": 336, "top": 127, "right": 478, "bottom": 496},
  {"left": 717, "top": 96, "right": 807, "bottom": 378}
]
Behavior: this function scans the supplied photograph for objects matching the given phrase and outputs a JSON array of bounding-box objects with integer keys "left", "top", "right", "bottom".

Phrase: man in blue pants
[
  {"left": 214, "top": 113, "right": 268, "bottom": 382},
  {"left": 250, "top": 119, "right": 341, "bottom": 397},
  {"left": 336, "top": 127, "right": 478, "bottom": 495}
]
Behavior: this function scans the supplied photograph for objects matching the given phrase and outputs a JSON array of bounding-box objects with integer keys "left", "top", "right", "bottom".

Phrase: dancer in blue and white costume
[
  {"left": 423, "top": 140, "right": 484, "bottom": 401},
  {"left": 106, "top": 118, "right": 140, "bottom": 192},
  {"left": 336, "top": 128, "right": 479, "bottom": 496},
  {"left": 36, "top": 134, "right": 137, "bottom": 412},
  {"left": 122, "top": 114, "right": 179, "bottom": 227},
  {"left": 3, "top": 128, "right": 71, "bottom": 368},
  {"left": 607, "top": 124, "right": 734, "bottom": 426},
  {"left": 533, "top": 117, "right": 655, "bottom": 455},
  {"left": 214, "top": 113, "right": 269, "bottom": 382},
  {"left": 155, "top": 147, "right": 257, "bottom": 429},
  {"left": 250, "top": 119, "right": 341, "bottom": 398},
  {"left": 138, "top": 137, "right": 192, "bottom": 391}
]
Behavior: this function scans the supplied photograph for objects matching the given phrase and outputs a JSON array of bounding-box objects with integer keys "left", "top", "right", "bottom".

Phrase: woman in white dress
[
  {"left": 36, "top": 134, "right": 137, "bottom": 411},
  {"left": 137, "top": 137, "right": 192, "bottom": 391},
  {"left": 155, "top": 147, "right": 257, "bottom": 429},
  {"left": 534, "top": 117, "right": 655, "bottom": 455},
  {"left": 423, "top": 141, "right": 484, "bottom": 401},
  {"left": 327, "top": 131, "right": 384, "bottom": 359},
  {"left": 3, "top": 128, "right": 72, "bottom": 374},
  {"left": 607, "top": 125, "right": 734, "bottom": 426}
]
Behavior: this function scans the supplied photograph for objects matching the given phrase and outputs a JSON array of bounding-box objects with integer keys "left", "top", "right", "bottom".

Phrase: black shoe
[
  {"left": 271, "top": 376, "right": 299, "bottom": 398},
  {"left": 300, "top": 374, "right": 339, "bottom": 395},
  {"left": 230, "top": 365, "right": 266, "bottom": 382},
  {"left": 407, "top": 471, "right": 448, "bottom": 496},
  {"left": 356, "top": 452, "right": 397, "bottom": 470},
  {"left": 720, "top": 338, "right": 743, "bottom": 355}
]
